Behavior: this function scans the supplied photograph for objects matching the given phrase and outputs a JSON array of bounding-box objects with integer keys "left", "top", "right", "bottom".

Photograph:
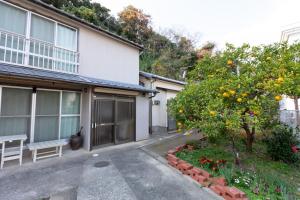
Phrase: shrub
[
  {"left": 185, "top": 139, "right": 202, "bottom": 149},
  {"left": 264, "top": 124, "right": 299, "bottom": 163}
]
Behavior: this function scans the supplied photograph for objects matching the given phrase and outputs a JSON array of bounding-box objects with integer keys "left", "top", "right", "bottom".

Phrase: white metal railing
[{"left": 0, "top": 30, "right": 79, "bottom": 74}]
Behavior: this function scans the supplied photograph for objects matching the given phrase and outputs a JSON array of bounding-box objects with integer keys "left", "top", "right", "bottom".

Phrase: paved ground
[{"left": 0, "top": 133, "right": 220, "bottom": 200}]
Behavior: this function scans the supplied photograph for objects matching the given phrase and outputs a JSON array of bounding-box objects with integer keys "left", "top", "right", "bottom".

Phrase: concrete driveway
[{"left": 0, "top": 134, "right": 220, "bottom": 200}]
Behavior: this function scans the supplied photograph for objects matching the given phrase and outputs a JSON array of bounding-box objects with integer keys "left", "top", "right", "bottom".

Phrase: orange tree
[{"left": 169, "top": 43, "right": 299, "bottom": 152}]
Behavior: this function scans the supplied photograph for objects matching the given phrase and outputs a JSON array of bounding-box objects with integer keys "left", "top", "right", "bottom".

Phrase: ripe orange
[
  {"left": 229, "top": 90, "right": 236, "bottom": 95},
  {"left": 223, "top": 92, "right": 230, "bottom": 98},
  {"left": 227, "top": 60, "right": 233, "bottom": 65},
  {"left": 242, "top": 93, "right": 248, "bottom": 97},
  {"left": 275, "top": 95, "right": 282, "bottom": 101}
]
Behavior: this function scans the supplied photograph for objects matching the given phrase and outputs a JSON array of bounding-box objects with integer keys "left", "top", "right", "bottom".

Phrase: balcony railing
[{"left": 0, "top": 30, "right": 79, "bottom": 74}]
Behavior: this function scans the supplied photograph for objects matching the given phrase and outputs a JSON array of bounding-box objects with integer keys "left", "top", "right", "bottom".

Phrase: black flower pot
[{"left": 70, "top": 127, "right": 83, "bottom": 150}]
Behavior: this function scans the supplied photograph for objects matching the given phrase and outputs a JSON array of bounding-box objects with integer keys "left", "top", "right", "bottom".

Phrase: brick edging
[{"left": 167, "top": 146, "right": 248, "bottom": 200}]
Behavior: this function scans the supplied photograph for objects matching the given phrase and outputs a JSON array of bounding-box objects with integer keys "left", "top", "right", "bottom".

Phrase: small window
[
  {"left": 57, "top": 24, "right": 77, "bottom": 51},
  {"left": 31, "top": 14, "right": 55, "bottom": 43},
  {"left": 0, "top": 2, "right": 27, "bottom": 35}
]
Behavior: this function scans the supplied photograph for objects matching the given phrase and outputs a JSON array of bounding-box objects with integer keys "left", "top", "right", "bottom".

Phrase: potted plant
[{"left": 70, "top": 127, "right": 83, "bottom": 150}]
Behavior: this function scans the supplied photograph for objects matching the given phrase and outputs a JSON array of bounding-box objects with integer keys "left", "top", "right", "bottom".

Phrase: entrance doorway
[{"left": 92, "top": 95, "right": 135, "bottom": 148}]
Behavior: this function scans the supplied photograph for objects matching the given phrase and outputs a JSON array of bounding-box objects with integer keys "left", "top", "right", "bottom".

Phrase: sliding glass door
[
  {"left": 0, "top": 88, "right": 32, "bottom": 142},
  {"left": 34, "top": 90, "right": 60, "bottom": 142},
  {"left": 115, "top": 99, "right": 135, "bottom": 144}
]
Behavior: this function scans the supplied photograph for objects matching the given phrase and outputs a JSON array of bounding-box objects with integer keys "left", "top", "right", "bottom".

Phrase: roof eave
[{"left": 26, "top": 0, "right": 144, "bottom": 50}]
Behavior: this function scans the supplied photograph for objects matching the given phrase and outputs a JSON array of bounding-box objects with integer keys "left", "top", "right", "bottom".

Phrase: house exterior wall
[
  {"left": 81, "top": 87, "right": 92, "bottom": 151},
  {"left": 78, "top": 28, "right": 140, "bottom": 84},
  {"left": 6, "top": 0, "right": 140, "bottom": 85},
  {"left": 136, "top": 95, "right": 149, "bottom": 141},
  {"left": 140, "top": 76, "right": 185, "bottom": 133}
]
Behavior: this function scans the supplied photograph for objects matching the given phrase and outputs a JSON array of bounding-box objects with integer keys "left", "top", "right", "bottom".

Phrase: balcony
[{"left": 0, "top": 30, "right": 79, "bottom": 74}]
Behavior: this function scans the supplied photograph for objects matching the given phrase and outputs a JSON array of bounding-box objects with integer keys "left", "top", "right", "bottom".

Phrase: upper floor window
[
  {"left": 0, "top": 1, "right": 79, "bottom": 73},
  {"left": 0, "top": 2, "right": 27, "bottom": 35}
]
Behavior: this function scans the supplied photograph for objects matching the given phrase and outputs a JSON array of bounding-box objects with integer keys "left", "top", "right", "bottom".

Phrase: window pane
[
  {"left": 57, "top": 24, "right": 77, "bottom": 51},
  {"left": 35, "top": 90, "right": 60, "bottom": 142},
  {"left": 0, "top": 2, "right": 27, "bottom": 35},
  {"left": 36, "top": 90, "right": 59, "bottom": 115},
  {"left": 1, "top": 88, "right": 32, "bottom": 116},
  {"left": 62, "top": 92, "right": 80, "bottom": 114},
  {"left": 31, "top": 15, "right": 54, "bottom": 43},
  {"left": 0, "top": 117, "right": 30, "bottom": 136},
  {"left": 34, "top": 116, "right": 58, "bottom": 142},
  {"left": 60, "top": 116, "right": 80, "bottom": 139}
]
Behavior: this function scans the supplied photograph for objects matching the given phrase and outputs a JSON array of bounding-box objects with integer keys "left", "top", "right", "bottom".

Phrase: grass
[{"left": 176, "top": 137, "right": 300, "bottom": 200}]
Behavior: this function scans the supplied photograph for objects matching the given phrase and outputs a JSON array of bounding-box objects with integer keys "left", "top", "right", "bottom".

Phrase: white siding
[
  {"left": 136, "top": 95, "right": 149, "bottom": 141},
  {"left": 79, "top": 28, "right": 140, "bottom": 84}
]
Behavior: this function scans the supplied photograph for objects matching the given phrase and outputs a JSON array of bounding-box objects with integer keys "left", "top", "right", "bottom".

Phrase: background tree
[{"left": 42, "top": 1, "right": 198, "bottom": 80}]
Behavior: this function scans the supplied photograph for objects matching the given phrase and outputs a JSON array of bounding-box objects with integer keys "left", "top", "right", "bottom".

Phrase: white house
[
  {"left": 0, "top": 0, "right": 154, "bottom": 153},
  {"left": 139, "top": 71, "right": 186, "bottom": 134},
  {"left": 280, "top": 23, "right": 300, "bottom": 127}
]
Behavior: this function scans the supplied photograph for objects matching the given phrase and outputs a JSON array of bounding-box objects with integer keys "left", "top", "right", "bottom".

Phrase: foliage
[
  {"left": 42, "top": 0, "right": 197, "bottom": 79},
  {"left": 264, "top": 124, "right": 300, "bottom": 163},
  {"left": 176, "top": 139, "right": 299, "bottom": 199},
  {"left": 185, "top": 139, "right": 202, "bottom": 149},
  {"left": 199, "top": 156, "right": 226, "bottom": 172},
  {"left": 169, "top": 43, "right": 300, "bottom": 151}
]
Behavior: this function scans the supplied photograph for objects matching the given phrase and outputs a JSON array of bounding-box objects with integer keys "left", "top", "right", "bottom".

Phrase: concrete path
[{"left": 0, "top": 134, "right": 220, "bottom": 200}]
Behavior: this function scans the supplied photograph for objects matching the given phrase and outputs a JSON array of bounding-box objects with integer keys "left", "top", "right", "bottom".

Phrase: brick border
[{"left": 167, "top": 146, "right": 248, "bottom": 200}]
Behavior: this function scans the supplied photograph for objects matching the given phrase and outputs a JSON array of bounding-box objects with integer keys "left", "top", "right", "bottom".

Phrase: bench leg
[
  {"left": 59, "top": 146, "right": 62, "bottom": 157},
  {"left": 19, "top": 140, "right": 24, "bottom": 166},
  {"left": 1, "top": 142, "right": 5, "bottom": 169},
  {"left": 33, "top": 149, "right": 37, "bottom": 163}
]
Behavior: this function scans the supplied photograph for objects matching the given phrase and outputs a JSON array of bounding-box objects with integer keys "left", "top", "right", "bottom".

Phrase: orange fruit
[
  {"left": 209, "top": 111, "right": 217, "bottom": 116},
  {"left": 242, "top": 93, "right": 248, "bottom": 97},
  {"left": 223, "top": 92, "right": 230, "bottom": 98},
  {"left": 227, "top": 60, "right": 233, "bottom": 65},
  {"left": 275, "top": 95, "right": 282, "bottom": 101},
  {"left": 237, "top": 98, "right": 243, "bottom": 103},
  {"left": 229, "top": 90, "right": 236, "bottom": 95},
  {"left": 276, "top": 77, "right": 284, "bottom": 84},
  {"left": 179, "top": 109, "right": 184, "bottom": 113}
]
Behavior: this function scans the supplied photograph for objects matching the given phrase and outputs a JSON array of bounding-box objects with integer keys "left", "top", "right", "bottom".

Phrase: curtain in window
[
  {"left": 0, "top": 2, "right": 27, "bottom": 35},
  {"left": 0, "top": 88, "right": 32, "bottom": 139},
  {"left": 31, "top": 15, "right": 55, "bottom": 43},
  {"left": 57, "top": 25, "right": 77, "bottom": 51},
  {"left": 60, "top": 92, "right": 80, "bottom": 139},
  {"left": 34, "top": 90, "right": 59, "bottom": 142}
]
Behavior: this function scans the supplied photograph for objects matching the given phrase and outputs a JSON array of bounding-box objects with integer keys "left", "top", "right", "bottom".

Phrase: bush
[
  {"left": 264, "top": 124, "right": 299, "bottom": 163},
  {"left": 185, "top": 139, "right": 202, "bottom": 149}
]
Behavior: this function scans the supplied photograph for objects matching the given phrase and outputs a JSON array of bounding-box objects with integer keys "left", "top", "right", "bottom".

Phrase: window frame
[
  {"left": 0, "top": 85, "right": 82, "bottom": 143},
  {"left": 0, "top": 1, "right": 78, "bottom": 52}
]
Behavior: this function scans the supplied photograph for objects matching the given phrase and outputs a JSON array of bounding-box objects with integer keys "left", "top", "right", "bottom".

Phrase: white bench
[
  {"left": 0, "top": 134, "right": 27, "bottom": 169},
  {"left": 27, "top": 140, "right": 68, "bottom": 162}
]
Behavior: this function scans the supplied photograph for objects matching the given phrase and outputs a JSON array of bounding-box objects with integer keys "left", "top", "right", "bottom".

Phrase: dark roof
[
  {"left": 139, "top": 71, "right": 186, "bottom": 85},
  {"left": 26, "top": 0, "right": 143, "bottom": 50},
  {"left": 0, "top": 63, "right": 155, "bottom": 93}
]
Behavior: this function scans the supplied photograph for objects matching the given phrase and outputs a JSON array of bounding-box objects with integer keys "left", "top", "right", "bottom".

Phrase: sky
[{"left": 95, "top": 0, "right": 300, "bottom": 49}]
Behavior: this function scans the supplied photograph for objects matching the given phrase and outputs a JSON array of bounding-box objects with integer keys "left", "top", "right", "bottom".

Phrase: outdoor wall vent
[{"left": 153, "top": 100, "right": 160, "bottom": 105}]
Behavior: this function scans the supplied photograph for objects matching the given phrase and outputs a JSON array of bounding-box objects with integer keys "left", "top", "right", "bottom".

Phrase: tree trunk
[{"left": 243, "top": 122, "right": 255, "bottom": 152}]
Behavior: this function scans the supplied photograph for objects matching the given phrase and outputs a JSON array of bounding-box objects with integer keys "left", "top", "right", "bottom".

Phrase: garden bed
[{"left": 171, "top": 138, "right": 300, "bottom": 200}]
